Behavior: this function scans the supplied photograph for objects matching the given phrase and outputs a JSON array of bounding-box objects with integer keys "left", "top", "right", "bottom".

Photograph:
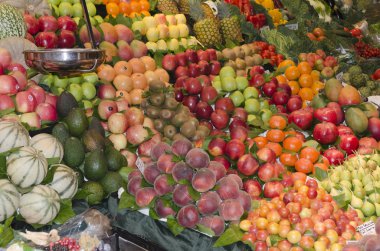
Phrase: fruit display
[
  {"left": 104, "top": 0, "right": 150, "bottom": 17},
  {"left": 121, "top": 139, "right": 251, "bottom": 236},
  {"left": 341, "top": 65, "right": 379, "bottom": 97},
  {"left": 347, "top": 218, "right": 380, "bottom": 251},
  {"left": 318, "top": 154, "right": 380, "bottom": 221},
  {"left": 47, "top": 0, "right": 97, "bottom": 18}
]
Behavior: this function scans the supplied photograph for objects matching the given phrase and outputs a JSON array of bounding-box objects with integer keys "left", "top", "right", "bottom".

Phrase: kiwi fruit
[
  {"left": 164, "top": 97, "right": 179, "bottom": 110},
  {"left": 180, "top": 121, "right": 196, "bottom": 138},
  {"left": 192, "top": 130, "right": 204, "bottom": 141},
  {"left": 146, "top": 106, "right": 160, "bottom": 119},
  {"left": 149, "top": 80, "right": 165, "bottom": 92},
  {"left": 173, "top": 133, "right": 187, "bottom": 141},
  {"left": 154, "top": 119, "right": 166, "bottom": 132},
  {"left": 197, "top": 125, "right": 210, "bottom": 135},
  {"left": 149, "top": 93, "right": 165, "bottom": 106},
  {"left": 160, "top": 109, "right": 175, "bottom": 120},
  {"left": 187, "top": 117, "right": 199, "bottom": 128},
  {"left": 236, "top": 58, "right": 246, "bottom": 70},
  {"left": 171, "top": 113, "right": 187, "bottom": 127},
  {"left": 176, "top": 105, "right": 190, "bottom": 114},
  {"left": 164, "top": 125, "right": 177, "bottom": 139},
  {"left": 140, "top": 99, "right": 149, "bottom": 109}
]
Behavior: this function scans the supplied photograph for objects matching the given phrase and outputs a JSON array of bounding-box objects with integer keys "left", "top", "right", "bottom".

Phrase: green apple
[
  {"left": 58, "top": 2, "right": 73, "bottom": 16},
  {"left": 212, "top": 80, "right": 222, "bottom": 93},
  {"left": 68, "top": 83, "right": 83, "bottom": 101},
  {"left": 243, "top": 87, "right": 259, "bottom": 99},
  {"left": 93, "top": 15, "right": 104, "bottom": 24},
  {"left": 132, "top": 21, "right": 147, "bottom": 36},
  {"left": 72, "top": 0, "right": 80, "bottom": 3},
  {"left": 247, "top": 114, "right": 258, "bottom": 125},
  {"left": 81, "top": 100, "right": 93, "bottom": 109},
  {"left": 244, "top": 98, "right": 260, "bottom": 114},
  {"left": 146, "top": 42, "right": 158, "bottom": 52},
  {"left": 156, "top": 39, "right": 168, "bottom": 52},
  {"left": 86, "top": 2, "right": 96, "bottom": 16},
  {"left": 53, "top": 76, "right": 69, "bottom": 89},
  {"left": 81, "top": 82, "right": 96, "bottom": 100},
  {"left": 220, "top": 66, "right": 236, "bottom": 79},
  {"left": 236, "top": 76, "right": 248, "bottom": 91},
  {"left": 51, "top": 86, "right": 65, "bottom": 96},
  {"left": 72, "top": 3, "right": 83, "bottom": 17},
  {"left": 260, "top": 99, "right": 270, "bottom": 110},
  {"left": 146, "top": 27, "right": 159, "bottom": 42},
  {"left": 167, "top": 38, "right": 179, "bottom": 51},
  {"left": 89, "top": 17, "right": 97, "bottom": 26},
  {"left": 40, "top": 74, "right": 54, "bottom": 88},
  {"left": 221, "top": 76, "right": 237, "bottom": 92},
  {"left": 60, "top": 0, "right": 72, "bottom": 3},
  {"left": 230, "top": 91, "right": 244, "bottom": 107},
  {"left": 68, "top": 76, "right": 83, "bottom": 85},
  {"left": 51, "top": 4, "right": 60, "bottom": 17},
  {"left": 48, "top": 0, "right": 61, "bottom": 6},
  {"left": 73, "top": 17, "right": 80, "bottom": 25},
  {"left": 82, "top": 73, "right": 98, "bottom": 84},
  {"left": 261, "top": 109, "right": 272, "bottom": 123}
]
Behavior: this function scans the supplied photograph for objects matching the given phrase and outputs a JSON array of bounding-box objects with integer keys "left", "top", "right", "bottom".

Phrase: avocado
[
  {"left": 100, "top": 172, "right": 123, "bottom": 195},
  {"left": 82, "top": 129, "right": 105, "bottom": 152},
  {"left": 56, "top": 91, "right": 78, "bottom": 118},
  {"left": 64, "top": 137, "right": 85, "bottom": 168},
  {"left": 105, "top": 146, "right": 127, "bottom": 171},
  {"left": 52, "top": 123, "right": 70, "bottom": 144},
  {"left": 65, "top": 108, "right": 89, "bottom": 137},
  {"left": 84, "top": 150, "right": 108, "bottom": 181},
  {"left": 88, "top": 116, "right": 105, "bottom": 137}
]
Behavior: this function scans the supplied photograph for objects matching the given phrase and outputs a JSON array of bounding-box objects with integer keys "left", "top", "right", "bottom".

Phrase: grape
[
  {"left": 197, "top": 191, "right": 221, "bottom": 215},
  {"left": 237, "top": 190, "right": 251, "bottom": 211},
  {"left": 185, "top": 148, "right": 210, "bottom": 169},
  {"left": 151, "top": 142, "right": 172, "bottom": 160},
  {"left": 127, "top": 176, "right": 142, "bottom": 196},
  {"left": 155, "top": 198, "right": 176, "bottom": 218},
  {"left": 208, "top": 161, "right": 227, "bottom": 181},
  {"left": 218, "top": 199, "right": 244, "bottom": 221},
  {"left": 173, "top": 184, "right": 193, "bottom": 206},
  {"left": 135, "top": 187, "right": 157, "bottom": 207},
  {"left": 172, "top": 161, "right": 194, "bottom": 183},
  {"left": 143, "top": 162, "right": 161, "bottom": 184},
  {"left": 216, "top": 176, "right": 240, "bottom": 200},
  {"left": 172, "top": 138, "right": 193, "bottom": 157},
  {"left": 192, "top": 168, "right": 216, "bottom": 192},
  {"left": 154, "top": 174, "right": 174, "bottom": 195},
  {"left": 227, "top": 174, "right": 243, "bottom": 189},
  {"left": 199, "top": 215, "right": 226, "bottom": 236},
  {"left": 177, "top": 204, "right": 199, "bottom": 228},
  {"left": 157, "top": 154, "right": 176, "bottom": 173}
]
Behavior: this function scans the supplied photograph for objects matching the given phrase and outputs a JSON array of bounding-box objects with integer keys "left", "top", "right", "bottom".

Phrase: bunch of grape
[{"left": 44, "top": 237, "right": 80, "bottom": 251}]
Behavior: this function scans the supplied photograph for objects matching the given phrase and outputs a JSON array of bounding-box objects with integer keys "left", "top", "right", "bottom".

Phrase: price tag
[
  {"left": 368, "top": 96, "right": 380, "bottom": 106},
  {"left": 204, "top": 1, "right": 218, "bottom": 15},
  {"left": 135, "top": 157, "right": 145, "bottom": 173},
  {"left": 285, "top": 23, "right": 299, "bottom": 30},
  {"left": 357, "top": 221, "right": 376, "bottom": 235},
  {"left": 260, "top": 26, "right": 270, "bottom": 31},
  {"left": 336, "top": 72, "right": 344, "bottom": 81}
]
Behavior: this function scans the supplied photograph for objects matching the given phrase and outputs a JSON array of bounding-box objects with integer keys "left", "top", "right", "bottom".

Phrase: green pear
[
  {"left": 340, "top": 170, "right": 351, "bottom": 181},
  {"left": 365, "top": 183, "right": 375, "bottom": 195},
  {"left": 340, "top": 180, "right": 352, "bottom": 190},
  {"left": 367, "top": 160, "right": 377, "bottom": 170},
  {"left": 350, "top": 194, "right": 364, "bottom": 209},
  {"left": 320, "top": 179, "right": 331, "bottom": 193},
  {"left": 372, "top": 169, "right": 380, "bottom": 180},
  {"left": 342, "top": 187, "right": 352, "bottom": 202},
  {"left": 350, "top": 170, "right": 359, "bottom": 179},
  {"left": 375, "top": 203, "right": 380, "bottom": 216},
  {"left": 354, "top": 186, "right": 366, "bottom": 199},
  {"left": 366, "top": 216, "right": 377, "bottom": 222},
  {"left": 362, "top": 175, "right": 373, "bottom": 186},
  {"left": 357, "top": 168, "right": 365, "bottom": 180},
  {"left": 330, "top": 187, "right": 343, "bottom": 197},
  {"left": 369, "top": 193, "right": 380, "bottom": 204},
  {"left": 362, "top": 200, "right": 375, "bottom": 217},
  {"left": 330, "top": 172, "right": 340, "bottom": 184},
  {"left": 335, "top": 165, "right": 344, "bottom": 172},
  {"left": 355, "top": 209, "right": 365, "bottom": 220},
  {"left": 371, "top": 153, "right": 380, "bottom": 165},
  {"left": 352, "top": 179, "right": 363, "bottom": 188}
]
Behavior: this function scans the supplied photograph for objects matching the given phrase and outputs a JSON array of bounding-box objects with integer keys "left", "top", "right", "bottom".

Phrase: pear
[
  {"left": 342, "top": 187, "right": 352, "bottom": 202},
  {"left": 371, "top": 153, "right": 380, "bottom": 165},
  {"left": 354, "top": 186, "right": 366, "bottom": 199},
  {"left": 367, "top": 159, "right": 377, "bottom": 170},
  {"left": 340, "top": 170, "right": 351, "bottom": 181},
  {"left": 352, "top": 179, "right": 363, "bottom": 188},
  {"left": 365, "top": 183, "right": 375, "bottom": 195},
  {"left": 340, "top": 180, "right": 352, "bottom": 190},
  {"left": 355, "top": 209, "right": 365, "bottom": 220},
  {"left": 362, "top": 200, "right": 375, "bottom": 217},
  {"left": 375, "top": 202, "right": 380, "bottom": 217},
  {"left": 362, "top": 175, "right": 373, "bottom": 186},
  {"left": 366, "top": 215, "right": 377, "bottom": 222},
  {"left": 321, "top": 179, "right": 332, "bottom": 193},
  {"left": 330, "top": 187, "right": 343, "bottom": 197},
  {"left": 369, "top": 193, "right": 380, "bottom": 204},
  {"left": 351, "top": 194, "right": 364, "bottom": 209},
  {"left": 350, "top": 170, "right": 359, "bottom": 179},
  {"left": 330, "top": 172, "right": 340, "bottom": 184},
  {"left": 335, "top": 165, "right": 344, "bottom": 172},
  {"left": 357, "top": 168, "right": 366, "bottom": 180},
  {"left": 372, "top": 169, "right": 380, "bottom": 180}
]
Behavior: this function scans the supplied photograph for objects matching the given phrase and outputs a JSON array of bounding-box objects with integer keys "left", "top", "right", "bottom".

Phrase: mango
[
  {"left": 345, "top": 107, "right": 368, "bottom": 134},
  {"left": 361, "top": 102, "right": 379, "bottom": 118},
  {"left": 338, "top": 85, "right": 362, "bottom": 106},
  {"left": 324, "top": 78, "right": 343, "bottom": 102}
]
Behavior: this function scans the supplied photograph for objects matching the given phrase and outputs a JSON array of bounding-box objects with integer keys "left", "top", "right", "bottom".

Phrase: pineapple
[
  {"left": 190, "top": 0, "right": 222, "bottom": 48},
  {"left": 157, "top": 0, "right": 179, "bottom": 14},
  {"left": 179, "top": 0, "right": 214, "bottom": 18},
  {"left": 217, "top": 2, "right": 243, "bottom": 43}
]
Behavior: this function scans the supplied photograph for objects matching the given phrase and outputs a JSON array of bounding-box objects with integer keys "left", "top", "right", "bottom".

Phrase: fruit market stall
[{"left": 0, "top": 0, "right": 379, "bottom": 250}]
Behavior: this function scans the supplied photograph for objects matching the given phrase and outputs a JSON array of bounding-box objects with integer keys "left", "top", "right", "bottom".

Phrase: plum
[
  {"left": 216, "top": 176, "right": 239, "bottom": 200},
  {"left": 128, "top": 169, "right": 142, "bottom": 181},
  {"left": 192, "top": 168, "right": 216, "bottom": 192},
  {"left": 199, "top": 215, "right": 225, "bottom": 236},
  {"left": 135, "top": 187, "right": 156, "bottom": 207},
  {"left": 143, "top": 162, "right": 161, "bottom": 184},
  {"left": 227, "top": 174, "right": 243, "bottom": 189},
  {"left": 155, "top": 198, "right": 176, "bottom": 218},
  {"left": 154, "top": 174, "right": 174, "bottom": 195},
  {"left": 237, "top": 190, "right": 251, "bottom": 211},
  {"left": 157, "top": 154, "right": 176, "bottom": 173},
  {"left": 151, "top": 142, "right": 172, "bottom": 160},
  {"left": 197, "top": 191, "right": 221, "bottom": 215},
  {"left": 173, "top": 184, "right": 193, "bottom": 206},
  {"left": 127, "top": 176, "right": 142, "bottom": 195},
  {"left": 185, "top": 148, "right": 210, "bottom": 169},
  {"left": 172, "top": 161, "right": 194, "bottom": 183},
  {"left": 207, "top": 161, "right": 227, "bottom": 181},
  {"left": 177, "top": 204, "right": 199, "bottom": 228},
  {"left": 218, "top": 199, "right": 244, "bottom": 221},
  {"left": 172, "top": 138, "right": 193, "bottom": 157}
]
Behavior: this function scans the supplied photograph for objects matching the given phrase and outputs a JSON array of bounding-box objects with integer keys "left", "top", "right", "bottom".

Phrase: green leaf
[
  {"left": 166, "top": 174, "right": 176, "bottom": 186},
  {"left": 302, "top": 140, "right": 321, "bottom": 150},
  {"left": 54, "top": 199, "right": 75, "bottom": 225},
  {"left": 47, "top": 157, "right": 60, "bottom": 165},
  {"left": 118, "top": 191, "right": 139, "bottom": 210},
  {"left": 0, "top": 217, "right": 14, "bottom": 247},
  {"left": 332, "top": 192, "right": 347, "bottom": 208},
  {"left": 314, "top": 166, "right": 328, "bottom": 181},
  {"left": 187, "top": 185, "right": 201, "bottom": 201},
  {"left": 197, "top": 224, "right": 215, "bottom": 236},
  {"left": 178, "top": 179, "right": 190, "bottom": 185},
  {"left": 149, "top": 208, "right": 160, "bottom": 220},
  {"left": 73, "top": 188, "right": 91, "bottom": 200},
  {"left": 149, "top": 0, "right": 157, "bottom": 11},
  {"left": 41, "top": 165, "right": 59, "bottom": 185},
  {"left": 172, "top": 155, "right": 183, "bottom": 163},
  {"left": 154, "top": 51, "right": 164, "bottom": 68},
  {"left": 214, "top": 224, "right": 243, "bottom": 247},
  {"left": 167, "top": 218, "right": 184, "bottom": 236},
  {"left": 118, "top": 166, "right": 136, "bottom": 182},
  {"left": 202, "top": 136, "right": 213, "bottom": 152},
  {"left": 112, "top": 56, "right": 122, "bottom": 66},
  {"left": 269, "top": 235, "right": 284, "bottom": 246},
  {"left": 0, "top": 155, "right": 6, "bottom": 179},
  {"left": 0, "top": 108, "right": 15, "bottom": 117}
]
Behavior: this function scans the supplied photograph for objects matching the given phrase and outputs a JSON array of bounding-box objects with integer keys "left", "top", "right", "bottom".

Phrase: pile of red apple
[
  {"left": 24, "top": 14, "right": 78, "bottom": 48},
  {"left": 0, "top": 48, "right": 57, "bottom": 128},
  {"left": 252, "top": 41, "right": 284, "bottom": 66}
]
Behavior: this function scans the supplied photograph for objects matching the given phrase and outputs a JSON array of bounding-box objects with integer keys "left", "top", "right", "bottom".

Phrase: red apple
[
  {"left": 162, "top": 54, "right": 178, "bottom": 71},
  {"left": 230, "top": 126, "right": 248, "bottom": 142},
  {"left": 339, "top": 134, "right": 359, "bottom": 154},
  {"left": 20, "top": 112, "right": 41, "bottom": 128},
  {"left": 175, "top": 52, "right": 187, "bottom": 66},
  {"left": 213, "top": 156, "right": 231, "bottom": 170},
  {"left": 57, "top": 16, "right": 77, "bottom": 31},
  {"left": 0, "top": 75, "right": 18, "bottom": 95},
  {"left": 262, "top": 82, "right": 277, "bottom": 97},
  {"left": 45, "top": 93, "right": 57, "bottom": 108},
  {"left": 280, "top": 174, "right": 294, "bottom": 187},
  {"left": 195, "top": 101, "right": 213, "bottom": 120},
  {"left": 98, "top": 84, "right": 116, "bottom": 99},
  {"left": 257, "top": 147, "right": 276, "bottom": 163},
  {"left": 337, "top": 125, "right": 354, "bottom": 135},
  {"left": 368, "top": 117, "right": 380, "bottom": 140},
  {"left": 197, "top": 75, "right": 211, "bottom": 87},
  {"left": 209, "top": 60, "right": 221, "bottom": 75},
  {"left": 35, "top": 102, "right": 57, "bottom": 121},
  {"left": 326, "top": 102, "right": 344, "bottom": 124},
  {"left": 313, "top": 107, "right": 337, "bottom": 124},
  {"left": 174, "top": 66, "right": 189, "bottom": 79},
  {"left": 58, "top": 30, "right": 76, "bottom": 48},
  {"left": 206, "top": 49, "right": 217, "bottom": 61},
  {"left": 182, "top": 95, "right": 199, "bottom": 113},
  {"left": 323, "top": 148, "right": 344, "bottom": 166},
  {"left": 184, "top": 77, "right": 202, "bottom": 95},
  {"left": 197, "top": 50, "right": 210, "bottom": 62},
  {"left": 250, "top": 65, "right": 265, "bottom": 76},
  {"left": 198, "top": 60, "right": 210, "bottom": 75},
  {"left": 185, "top": 49, "right": 198, "bottom": 63},
  {"left": 188, "top": 63, "right": 200, "bottom": 77},
  {"left": 38, "top": 15, "right": 58, "bottom": 32},
  {"left": 98, "top": 100, "right": 118, "bottom": 120},
  {"left": 211, "top": 109, "right": 229, "bottom": 130},
  {"left": 258, "top": 163, "right": 275, "bottom": 182},
  {"left": 24, "top": 13, "right": 39, "bottom": 35},
  {"left": 35, "top": 32, "right": 58, "bottom": 49},
  {"left": 27, "top": 85, "right": 46, "bottom": 105},
  {"left": 201, "top": 86, "right": 218, "bottom": 104},
  {"left": 272, "top": 91, "right": 289, "bottom": 105},
  {"left": 174, "top": 88, "right": 184, "bottom": 102},
  {"left": 0, "top": 48, "right": 12, "bottom": 68},
  {"left": 174, "top": 76, "right": 187, "bottom": 88},
  {"left": 215, "top": 97, "right": 235, "bottom": 114},
  {"left": 15, "top": 91, "right": 36, "bottom": 113},
  {"left": 237, "top": 154, "right": 259, "bottom": 176},
  {"left": 288, "top": 108, "right": 313, "bottom": 130},
  {"left": 229, "top": 118, "right": 248, "bottom": 131},
  {"left": 313, "top": 122, "right": 338, "bottom": 145},
  {"left": 233, "top": 108, "right": 248, "bottom": 122},
  {"left": 243, "top": 179, "right": 262, "bottom": 199},
  {"left": 7, "top": 63, "right": 26, "bottom": 75},
  {"left": 225, "top": 139, "right": 245, "bottom": 160},
  {"left": 9, "top": 70, "right": 27, "bottom": 91},
  {"left": 208, "top": 138, "right": 226, "bottom": 156},
  {"left": 286, "top": 96, "right": 302, "bottom": 112},
  {"left": 264, "top": 181, "right": 284, "bottom": 198},
  {"left": 249, "top": 74, "right": 265, "bottom": 87}
]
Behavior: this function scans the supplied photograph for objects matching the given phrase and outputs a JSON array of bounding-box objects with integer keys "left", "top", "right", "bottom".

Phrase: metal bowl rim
[{"left": 23, "top": 48, "right": 105, "bottom": 54}]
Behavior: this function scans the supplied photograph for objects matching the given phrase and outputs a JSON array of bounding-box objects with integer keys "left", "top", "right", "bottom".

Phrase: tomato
[{"left": 350, "top": 28, "right": 362, "bottom": 37}]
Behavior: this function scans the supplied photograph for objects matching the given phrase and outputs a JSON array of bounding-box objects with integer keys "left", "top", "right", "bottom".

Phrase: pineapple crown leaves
[
  {"left": 189, "top": 0, "right": 206, "bottom": 21},
  {"left": 216, "top": 1, "right": 231, "bottom": 19}
]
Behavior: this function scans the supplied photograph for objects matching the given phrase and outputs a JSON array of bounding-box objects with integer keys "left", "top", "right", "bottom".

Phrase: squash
[
  {"left": 49, "top": 164, "right": 78, "bottom": 199},
  {"left": 0, "top": 0, "right": 51, "bottom": 16},
  {"left": 30, "top": 133, "right": 64, "bottom": 162},
  {"left": 7, "top": 146, "right": 48, "bottom": 188},
  {"left": 0, "top": 120, "right": 30, "bottom": 153},
  {"left": 19, "top": 185, "right": 60, "bottom": 224},
  {"left": 0, "top": 179, "right": 20, "bottom": 222},
  {"left": 0, "top": 4, "right": 26, "bottom": 39}
]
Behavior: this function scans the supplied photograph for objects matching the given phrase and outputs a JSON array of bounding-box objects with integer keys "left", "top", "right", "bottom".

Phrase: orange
[
  {"left": 119, "top": 2, "right": 130, "bottom": 14},
  {"left": 291, "top": 172, "right": 307, "bottom": 183},
  {"left": 310, "top": 70, "right": 320, "bottom": 81},
  {"left": 269, "top": 115, "right": 287, "bottom": 130},
  {"left": 288, "top": 81, "right": 300, "bottom": 95},
  {"left": 102, "top": 0, "right": 109, "bottom": 4},
  {"left": 278, "top": 59, "right": 295, "bottom": 70},
  {"left": 252, "top": 136, "right": 268, "bottom": 149},
  {"left": 285, "top": 66, "right": 300, "bottom": 81},
  {"left": 313, "top": 163, "right": 328, "bottom": 174},
  {"left": 106, "top": 2, "right": 120, "bottom": 16},
  {"left": 302, "top": 100, "right": 309, "bottom": 108},
  {"left": 140, "top": 0, "right": 150, "bottom": 11},
  {"left": 266, "top": 142, "right": 282, "bottom": 157},
  {"left": 298, "top": 74, "right": 313, "bottom": 88},
  {"left": 108, "top": 0, "right": 119, "bottom": 3},
  {"left": 300, "top": 146, "right": 320, "bottom": 163},
  {"left": 129, "top": 11, "right": 140, "bottom": 17},
  {"left": 266, "top": 129, "right": 285, "bottom": 143},
  {"left": 140, "top": 10, "right": 151, "bottom": 16},
  {"left": 295, "top": 158, "right": 314, "bottom": 174},
  {"left": 280, "top": 153, "right": 298, "bottom": 166},
  {"left": 311, "top": 81, "right": 324, "bottom": 95},
  {"left": 299, "top": 88, "right": 313, "bottom": 101},
  {"left": 297, "top": 62, "right": 312, "bottom": 75},
  {"left": 276, "top": 75, "right": 288, "bottom": 85},
  {"left": 130, "top": 1, "right": 141, "bottom": 12},
  {"left": 283, "top": 137, "right": 303, "bottom": 152}
]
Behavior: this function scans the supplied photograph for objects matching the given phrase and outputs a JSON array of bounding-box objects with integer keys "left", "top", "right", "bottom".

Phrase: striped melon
[
  {"left": 0, "top": 4, "right": 26, "bottom": 39},
  {"left": 0, "top": 120, "right": 30, "bottom": 153},
  {"left": 0, "top": 179, "right": 20, "bottom": 222},
  {"left": 19, "top": 185, "right": 60, "bottom": 225},
  {"left": 49, "top": 164, "right": 78, "bottom": 199},
  {"left": 7, "top": 146, "right": 48, "bottom": 188},
  {"left": 30, "top": 133, "right": 64, "bottom": 162}
]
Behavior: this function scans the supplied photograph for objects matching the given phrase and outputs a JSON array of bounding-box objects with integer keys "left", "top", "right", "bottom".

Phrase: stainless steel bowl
[{"left": 23, "top": 48, "right": 106, "bottom": 76}]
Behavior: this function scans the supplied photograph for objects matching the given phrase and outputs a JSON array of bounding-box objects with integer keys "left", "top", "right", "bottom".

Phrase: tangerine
[
  {"left": 298, "top": 74, "right": 313, "bottom": 88},
  {"left": 285, "top": 66, "right": 300, "bottom": 81},
  {"left": 106, "top": 2, "right": 120, "bottom": 16},
  {"left": 283, "top": 137, "right": 303, "bottom": 152},
  {"left": 311, "top": 81, "right": 324, "bottom": 95},
  {"left": 300, "top": 146, "right": 320, "bottom": 163},
  {"left": 269, "top": 115, "right": 287, "bottom": 130},
  {"left": 297, "top": 62, "right": 312, "bottom": 74},
  {"left": 295, "top": 158, "right": 314, "bottom": 174},
  {"left": 266, "top": 129, "right": 285, "bottom": 143},
  {"left": 276, "top": 75, "right": 288, "bottom": 84},
  {"left": 299, "top": 88, "right": 313, "bottom": 101},
  {"left": 266, "top": 142, "right": 282, "bottom": 157},
  {"left": 280, "top": 153, "right": 298, "bottom": 166},
  {"left": 252, "top": 136, "right": 268, "bottom": 149},
  {"left": 288, "top": 81, "right": 300, "bottom": 95}
]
